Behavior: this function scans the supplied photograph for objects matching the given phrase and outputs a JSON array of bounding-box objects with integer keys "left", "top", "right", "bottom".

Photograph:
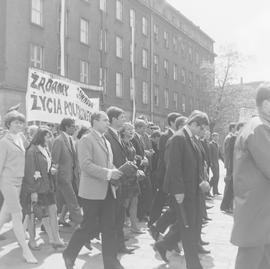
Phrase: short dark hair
[
  {"left": 77, "top": 126, "right": 89, "bottom": 140},
  {"left": 90, "top": 111, "right": 103, "bottom": 126},
  {"left": 106, "top": 106, "right": 124, "bottom": 124},
  {"left": 256, "top": 83, "right": 270, "bottom": 107},
  {"left": 59, "top": 118, "right": 75, "bottom": 132},
  {"left": 134, "top": 119, "right": 147, "bottom": 129},
  {"left": 167, "top": 112, "right": 182, "bottom": 126},
  {"left": 236, "top": 122, "right": 245, "bottom": 131},
  {"left": 175, "top": 116, "right": 188, "bottom": 130},
  {"left": 30, "top": 126, "right": 52, "bottom": 147},
  {"left": 187, "top": 110, "right": 209, "bottom": 126},
  {"left": 151, "top": 130, "right": 161, "bottom": 139},
  {"left": 4, "top": 110, "right": 25, "bottom": 129},
  {"left": 229, "top": 122, "right": 236, "bottom": 132}
]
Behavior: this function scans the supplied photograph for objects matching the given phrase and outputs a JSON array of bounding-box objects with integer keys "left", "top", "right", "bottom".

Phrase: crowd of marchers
[{"left": 1, "top": 83, "right": 270, "bottom": 269}]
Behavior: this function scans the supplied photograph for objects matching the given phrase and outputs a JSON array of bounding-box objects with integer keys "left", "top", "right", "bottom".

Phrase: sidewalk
[{"left": 0, "top": 164, "right": 237, "bottom": 269}]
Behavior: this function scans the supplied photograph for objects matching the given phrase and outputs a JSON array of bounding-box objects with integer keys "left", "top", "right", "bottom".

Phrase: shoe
[
  {"left": 62, "top": 252, "right": 74, "bottom": 269},
  {"left": 213, "top": 192, "right": 222, "bottom": 196},
  {"left": 84, "top": 241, "right": 93, "bottom": 251},
  {"left": 112, "top": 260, "right": 125, "bottom": 269},
  {"left": 199, "top": 239, "right": 210, "bottom": 246},
  {"left": 153, "top": 243, "right": 169, "bottom": 263},
  {"left": 51, "top": 241, "right": 66, "bottom": 250},
  {"left": 203, "top": 217, "right": 212, "bottom": 221},
  {"left": 206, "top": 205, "right": 214, "bottom": 210},
  {"left": 28, "top": 241, "right": 42, "bottom": 251},
  {"left": 59, "top": 221, "right": 72, "bottom": 227},
  {"left": 130, "top": 228, "right": 144, "bottom": 234},
  {"left": 0, "top": 234, "right": 6, "bottom": 240},
  {"left": 23, "top": 253, "right": 38, "bottom": 264},
  {"left": 118, "top": 246, "right": 135, "bottom": 254},
  {"left": 40, "top": 224, "right": 46, "bottom": 233},
  {"left": 149, "top": 225, "right": 160, "bottom": 241},
  {"left": 197, "top": 245, "right": 211, "bottom": 254}
]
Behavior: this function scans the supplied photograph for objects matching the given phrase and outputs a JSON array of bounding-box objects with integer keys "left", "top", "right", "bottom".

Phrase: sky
[{"left": 167, "top": 0, "right": 270, "bottom": 83}]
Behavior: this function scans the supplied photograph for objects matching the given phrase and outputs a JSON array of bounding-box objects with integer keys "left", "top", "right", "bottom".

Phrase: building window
[
  {"left": 80, "top": 18, "right": 89, "bottom": 44},
  {"left": 100, "top": 0, "right": 106, "bottom": 12},
  {"left": 142, "top": 49, "right": 148, "bottom": 69},
  {"left": 182, "top": 94, "right": 186, "bottom": 112},
  {"left": 173, "top": 92, "right": 178, "bottom": 109},
  {"left": 173, "top": 64, "right": 178, "bottom": 81},
  {"left": 142, "top": 81, "right": 148, "bottom": 104},
  {"left": 130, "top": 9, "right": 135, "bottom": 28},
  {"left": 30, "top": 44, "right": 43, "bottom": 68},
  {"left": 154, "top": 85, "right": 159, "bottom": 106},
  {"left": 153, "top": 54, "right": 159, "bottom": 73},
  {"left": 188, "top": 46, "right": 193, "bottom": 62},
  {"left": 164, "top": 88, "right": 169, "bottom": 108},
  {"left": 116, "top": 36, "right": 123, "bottom": 58},
  {"left": 188, "top": 71, "right": 193, "bottom": 89},
  {"left": 181, "top": 68, "right": 186, "bottom": 84},
  {"left": 80, "top": 60, "right": 89, "bottom": 84},
  {"left": 116, "top": 0, "right": 123, "bottom": 21},
  {"left": 99, "top": 67, "right": 107, "bottom": 93},
  {"left": 164, "top": 59, "right": 169, "bottom": 77},
  {"left": 130, "top": 77, "right": 135, "bottom": 100},
  {"left": 153, "top": 24, "right": 158, "bottom": 41},
  {"left": 99, "top": 29, "right": 107, "bottom": 52},
  {"left": 31, "top": 0, "right": 43, "bottom": 26},
  {"left": 116, "top": 72, "right": 123, "bottom": 97},
  {"left": 142, "top": 17, "right": 148, "bottom": 36},
  {"left": 164, "top": 31, "right": 169, "bottom": 48},
  {"left": 173, "top": 36, "right": 177, "bottom": 51}
]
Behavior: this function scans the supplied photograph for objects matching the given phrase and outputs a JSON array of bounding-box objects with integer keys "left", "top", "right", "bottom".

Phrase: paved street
[{"left": 0, "top": 164, "right": 237, "bottom": 269}]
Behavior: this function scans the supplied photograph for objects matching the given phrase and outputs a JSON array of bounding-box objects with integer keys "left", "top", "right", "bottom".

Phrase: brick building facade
[{"left": 0, "top": 0, "right": 215, "bottom": 128}]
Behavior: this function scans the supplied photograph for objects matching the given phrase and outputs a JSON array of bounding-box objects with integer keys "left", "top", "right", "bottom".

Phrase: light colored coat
[
  {"left": 0, "top": 133, "right": 25, "bottom": 182},
  {"left": 231, "top": 115, "right": 270, "bottom": 247},
  {"left": 78, "top": 129, "right": 115, "bottom": 200}
]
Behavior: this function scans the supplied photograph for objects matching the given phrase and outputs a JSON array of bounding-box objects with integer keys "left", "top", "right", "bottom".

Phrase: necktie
[{"left": 69, "top": 137, "right": 76, "bottom": 167}]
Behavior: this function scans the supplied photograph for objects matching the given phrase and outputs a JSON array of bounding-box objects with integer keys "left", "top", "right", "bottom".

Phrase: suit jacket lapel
[
  {"left": 6, "top": 133, "right": 25, "bottom": 152},
  {"left": 92, "top": 130, "right": 109, "bottom": 156},
  {"left": 109, "top": 128, "right": 125, "bottom": 153},
  {"left": 61, "top": 133, "right": 73, "bottom": 155},
  {"left": 183, "top": 129, "right": 198, "bottom": 156}
]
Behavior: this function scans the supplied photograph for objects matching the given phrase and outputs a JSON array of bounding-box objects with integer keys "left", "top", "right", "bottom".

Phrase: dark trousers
[
  {"left": 116, "top": 194, "right": 126, "bottom": 250},
  {"left": 172, "top": 197, "right": 202, "bottom": 269},
  {"left": 210, "top": 163, "right": 220, "bottom": 194},
  {"left": 220, "top": 179, "right": 234, "bottom": 211},
  {"left": 64, "top": 187, "right": 118, "bottom": 269},
  {"left": 137, "top": 176, "right": 153, "bottom": 220},
  {"left": 149, "top": 189, "right": 167, "bottom": 226}
]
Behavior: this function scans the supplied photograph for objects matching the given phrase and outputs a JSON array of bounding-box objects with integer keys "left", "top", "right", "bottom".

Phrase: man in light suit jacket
[
  {"left": 231, "top": 84, "right": 270, "bottom": 269},
  {"left": 63, "top": 111, "right": 123, "bottom": 269},
  {"left": 52, "top": 118, "right": 82, "bottom": 226}
]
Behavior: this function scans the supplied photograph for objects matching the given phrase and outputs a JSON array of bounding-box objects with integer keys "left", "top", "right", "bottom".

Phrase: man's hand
[
  {"left": 141, "top": 158, "right": 149, "bottom": 166},
  {"left": 110, "top": 178, "right": 121, "bottom": 188},
  {"left": 175, "top": 193, "right": 185, "bottom": 204},
  {"left": 31, "top": 192, "right": 38, "bottom": 203},
  {"left": 111, "top": 169, "right": 123, "bottom": 180},
  {"left": 199, "top": 181, "right": 210, "bottom": 193}
]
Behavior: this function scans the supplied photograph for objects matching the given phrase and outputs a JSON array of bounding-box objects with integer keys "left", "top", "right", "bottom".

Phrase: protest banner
[{"left": 26, "top": 68, "right": 100, "bottom": 127}]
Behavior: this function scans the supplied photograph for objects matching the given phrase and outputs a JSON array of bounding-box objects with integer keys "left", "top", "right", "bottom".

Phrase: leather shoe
[
  {"left": 197, "top": 244, "right": 211, "bottom": 254},
  {"left": 206, "top": 205, "right": 213, "bottom": 210},
  {"left": 149, "top": 225, "right": 160, "bottom": 241},
  {"left": 199, "top": 239, "right": 210, "bottom": 245},
  {"left": 153, "top": 243, "right": 168, "bottom": 263},
  {"left": 118, "top": 246, "right": 135, "bottom": 254},
  {"left": 62, "top": 252, "right": 74, "bottom": 269},
  {"left": 203, "top": 217, "right": 212, "bottom": 221}
]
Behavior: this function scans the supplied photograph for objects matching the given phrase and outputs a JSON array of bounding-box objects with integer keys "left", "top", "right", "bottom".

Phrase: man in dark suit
[
  {"left": 62, "top": 112, "right": 123, "bottom": 269},
  {"left": 148, "top": 113, "right": 181, "bottom": 233},
  {"left": 52, "top": 118, "right": 82, "bottom": 226},
  {"left": 131, "top": 119, "right": 151, "bottom": 221},
  {"left": 209, "top": 132, "right": 224, "bottom": 195},
  {"left": 159, "top": 111, "right": 209, "bottom": 269},
  {"left": 104, "top": 106, "right": 134, "bottom": 254}
]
